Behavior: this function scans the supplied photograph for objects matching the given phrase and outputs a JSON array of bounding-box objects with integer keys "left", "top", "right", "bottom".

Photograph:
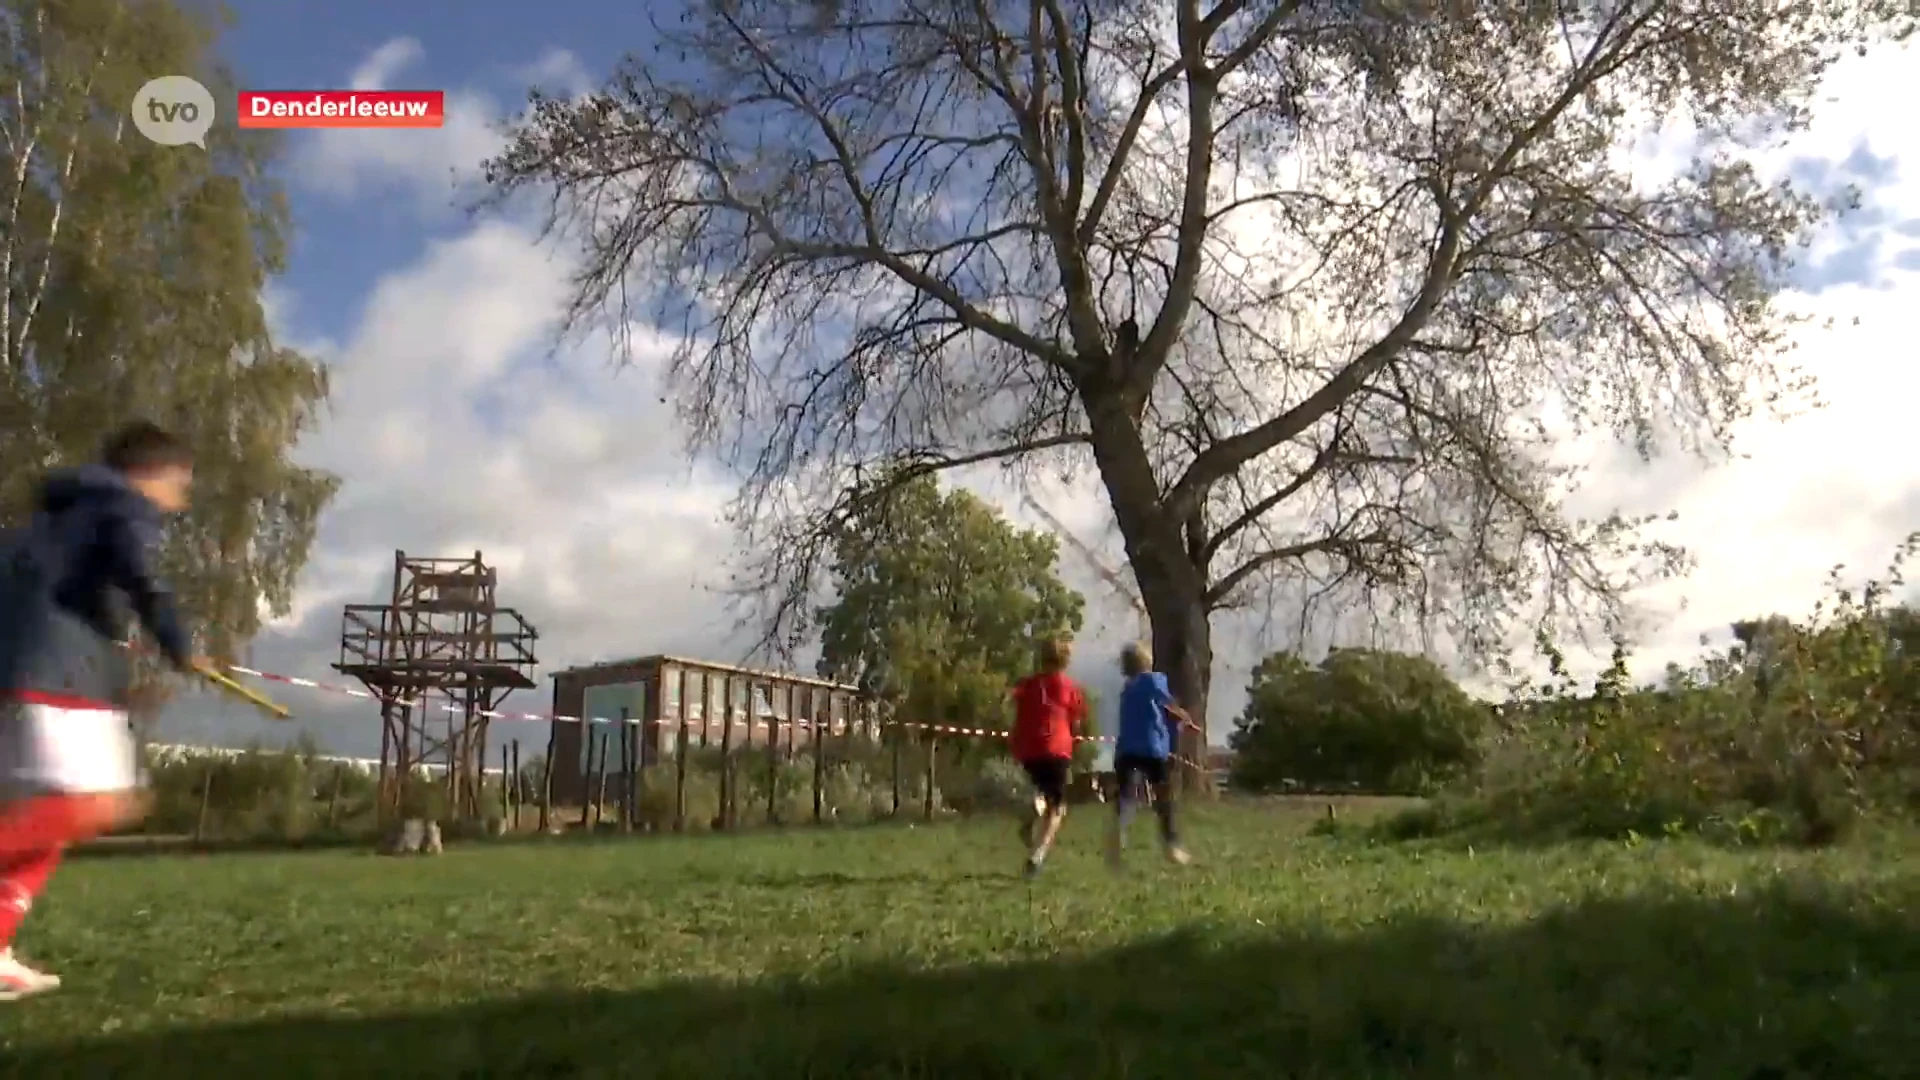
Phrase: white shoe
[
  {"left": 0, "top": 948, "right": 60, "bottom": 1001},
  {"left": 1165, "top": 845, "right": 1193, "bottom": 867}
]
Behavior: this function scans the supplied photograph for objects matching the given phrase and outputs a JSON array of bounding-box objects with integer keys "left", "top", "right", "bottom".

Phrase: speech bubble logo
[{"left": 131, "top": 75, "right": 215, "bottom": 148}]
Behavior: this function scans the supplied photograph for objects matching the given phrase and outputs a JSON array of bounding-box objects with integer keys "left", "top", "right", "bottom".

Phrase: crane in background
[{"left": 1015, "top": 480, "right": 1149, "bottom": 641}]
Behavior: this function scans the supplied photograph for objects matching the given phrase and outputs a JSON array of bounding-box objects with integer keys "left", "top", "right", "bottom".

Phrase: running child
[
  {"left": 1010, "top": 636, "right": 1086, "bottom": 878},
  {"left": 1107, "top": 641, "right": 1192, "bottom": 868},
  {"left": 0, "top": 421, "right": 204, "bottom": 1000}
]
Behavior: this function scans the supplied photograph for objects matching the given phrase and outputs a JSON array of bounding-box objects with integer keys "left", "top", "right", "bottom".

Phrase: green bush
[
  {"left": 1229, "top": 648, "right": 1485, "bottom": 795},
  {"left": 631, "top": 763, "right": 721, "bottom": 831},
  {"left": 957, "top": 756, "right": 1032, "bottom": 813},
  {"left": 140, "top": 740, "right": 383, "bottom": 840},
  {"left": 1391, "top": 536, "right": 1920, "bottom": 847}
]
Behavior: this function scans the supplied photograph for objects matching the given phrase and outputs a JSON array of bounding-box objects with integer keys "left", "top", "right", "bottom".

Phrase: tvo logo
[{"left": 131, "top": 75, "right": 215, "bottom": 148}]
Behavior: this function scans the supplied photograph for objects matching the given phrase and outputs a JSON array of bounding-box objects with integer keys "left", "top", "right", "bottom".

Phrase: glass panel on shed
[{"left": 662, "top": 665, "right": 681, "bottom": 713}]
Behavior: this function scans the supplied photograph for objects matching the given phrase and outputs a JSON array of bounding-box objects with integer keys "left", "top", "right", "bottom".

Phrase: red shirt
[{"left": 1011, "top": 671, "right": 1083, "bottom": 762}]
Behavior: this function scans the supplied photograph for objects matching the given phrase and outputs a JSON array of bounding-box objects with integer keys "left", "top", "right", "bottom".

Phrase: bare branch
[{"left": 1207, "top": 528, "right": 1393, "bottom": 608}]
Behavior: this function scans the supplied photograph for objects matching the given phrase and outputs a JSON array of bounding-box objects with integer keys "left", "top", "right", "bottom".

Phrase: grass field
[{"left": 3, "top": 800, "right": 1918, "bottom": 1078}]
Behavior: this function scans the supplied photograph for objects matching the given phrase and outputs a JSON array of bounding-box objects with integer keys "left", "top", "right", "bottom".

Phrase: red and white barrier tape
[{"left": 212, "top": 661, "right": 1203, "bottom": 759}]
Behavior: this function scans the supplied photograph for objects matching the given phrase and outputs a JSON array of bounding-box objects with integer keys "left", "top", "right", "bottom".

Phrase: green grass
[{"left": 3, "top": 801, "right": 1918, "bottom": 1078}]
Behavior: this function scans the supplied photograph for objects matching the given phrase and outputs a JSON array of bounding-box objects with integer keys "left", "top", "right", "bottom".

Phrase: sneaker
[
  {"left": 0, "top": 949, "right": 59, "bottom": 1002},
  {"left": 1022, "top": 853, "right": 1045, "bottom": 880},
  {"left": 1165, "top": 845, "right": 1193, "bottom": 867}
]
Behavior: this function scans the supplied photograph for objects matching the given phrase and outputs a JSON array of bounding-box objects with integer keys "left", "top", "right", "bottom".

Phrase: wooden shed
[{"left": 546, "top": 655, "right": 870, "bottom": 805}]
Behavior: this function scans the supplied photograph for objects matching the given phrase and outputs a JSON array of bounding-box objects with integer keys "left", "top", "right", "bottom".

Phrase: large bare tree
[{"left": 485, "top": 0, "right": 1900, "bottom": 784}]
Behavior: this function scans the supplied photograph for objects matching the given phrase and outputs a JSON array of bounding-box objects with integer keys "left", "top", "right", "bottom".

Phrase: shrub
[
  {"left": 957, "top": 756, "right": 1032, "bottom": 813},
  {"left": 1229, "top": 648, "right": 1485, "bottom": 795},
  {"left": 1392, "top": 537, "right": 1920, "bottom": 847},
  {"left": 140, "top": 740, "right": 383, "bottom": 840},
  {"left": 632, "top": 763, "right": 721, "bottom": 831}
]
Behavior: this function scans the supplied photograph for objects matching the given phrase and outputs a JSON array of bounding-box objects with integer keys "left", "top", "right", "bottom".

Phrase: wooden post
[
  {"left": 718, "top": 678, "right": 735, "bottom": 831},
  {"left": 500, "top": 744, "right": 511, "bottom": 822},
  {"left": 539, "top": 722, "right": 557, "bottom": 833},
  {"left": 377, "top": 703, "right": 394, "bottom": 825},
  {"left": 836, "top": 694, "right": 850, "bottom": 768},
  {"left": 581, "top": 726, "right": 598, "bottom": 828},
  {"left": 629, "top": 714, "right": 641, "bottom": 832},
  {"left": 675, "top": 670, "right": 695, "bottom": 832},
  {"left": 766, "top": 684, "right": 781, "bottom": 825},
  {"left": 699, "top": 675, "right": 712, "bottom": 749},
  {"left": 510, "top": 740, "right": 522, "bottom": 831},
  {"left": 923, "top": 730, "right": 938, "bottom": 822},
  {"left": 195, "top": 761, "right": 214, "bottom": 841},
  {"left": 812, "top": 689, "right": 826, "bottom": 824},
  {"left": 624, "top": 712, "right": 637, "bottom": 832},
  {"left": 473, "top": 717, "right": 492, "bottom": 824},
  {"left": 637, "top": 676, "right": 655, "bottom": 829},
  {"left": 786, "top": 684, "right": 798, "bottom": 761},
  {"left": 618, "top": 706, "right": 634, "bottom": 833},
  {"left": 593, "top": 730, "right": 611, "bottom": 828},
  {"left": 890, "top": 700, "right": 903, "bottom": 817},
  {"left": 326, "top": 765, "right": 344, "bottom": 830}
]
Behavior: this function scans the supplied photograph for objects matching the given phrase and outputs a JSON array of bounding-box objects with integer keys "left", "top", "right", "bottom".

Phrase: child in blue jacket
[
  {"left": 0, "top": 422, "right": 203, "bottom": 1000},
  {"left": 1108, "top": 642, "right": 1193, "bottom": 868}
]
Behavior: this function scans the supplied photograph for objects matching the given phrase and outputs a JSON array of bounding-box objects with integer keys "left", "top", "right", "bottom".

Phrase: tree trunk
[
  {"left": 1086, "top": 396, "right": 1215, "bottom": 795},
  {"left": 1143, "top": 577, "right": 1213, "bottom": 793}
]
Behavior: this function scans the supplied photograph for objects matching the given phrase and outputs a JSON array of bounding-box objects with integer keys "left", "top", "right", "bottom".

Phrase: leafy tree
[
  {"left": 815, "top": 474, "right": 1083, "bottom": 755},
  {"left": 1229, "top": 647, "right": 1484, "bottom": 794},
  {"left": 0, "top": 0, "right": 337, "bottom": 684},
  {"left": 484, "top": 0, "right": 1901, "bottom": 789}
]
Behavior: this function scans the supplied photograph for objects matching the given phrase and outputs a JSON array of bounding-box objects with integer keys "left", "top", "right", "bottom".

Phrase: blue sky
[
  {"left": 222, "top": 3, "right": 641, "bottom": 344},
  {"left": 153, "top": 10, "right": 1920, "bottom": 764}
]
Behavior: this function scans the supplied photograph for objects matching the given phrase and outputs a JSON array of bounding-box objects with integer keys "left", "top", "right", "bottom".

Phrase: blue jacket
[
  {"left": 1116, "top": 671, "right": 1177, "bottom": 760},
  {"left": 0, "top": 465, "right": 193, "bottom": 708}
]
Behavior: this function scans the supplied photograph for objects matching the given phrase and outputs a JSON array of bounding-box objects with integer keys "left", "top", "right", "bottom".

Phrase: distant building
[{"left": 545, "top": 655, "right": 871, "bottom": 805}]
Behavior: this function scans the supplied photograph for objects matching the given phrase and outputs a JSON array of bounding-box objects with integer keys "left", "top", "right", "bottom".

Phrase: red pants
[{"left": 0, "top": 793, "right": 122, "bottom": 947}]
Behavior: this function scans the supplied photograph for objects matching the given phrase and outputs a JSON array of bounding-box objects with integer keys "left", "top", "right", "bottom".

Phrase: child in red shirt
[{"left": 1010, "top": 637, "right": 1086, "bottom": 878}]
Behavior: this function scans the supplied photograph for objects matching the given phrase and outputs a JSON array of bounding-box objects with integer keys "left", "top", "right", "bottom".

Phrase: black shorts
[
  {"left": 1113, "top": 753, "right": 1170, "bottom": 791},
  {"left": 1021, "top": 756, "right": 1070, "bottom": 807}
]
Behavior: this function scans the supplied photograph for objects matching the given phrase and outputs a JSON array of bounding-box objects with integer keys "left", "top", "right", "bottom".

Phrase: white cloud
[
  {"left": 1526, "top": 45, "right": 1919, "bottom": 686},
  {"left": 512, "top": 48, "right": 594, "bottom": 98},
  {"left": 289, "top": 37, "right": 507, "bottom": 212},
  {"left": 164, "top": 218, "right": 741, "bottom": 756},
  {"left": 349, "top": 38, "right": 423, "bottom": 91}
]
